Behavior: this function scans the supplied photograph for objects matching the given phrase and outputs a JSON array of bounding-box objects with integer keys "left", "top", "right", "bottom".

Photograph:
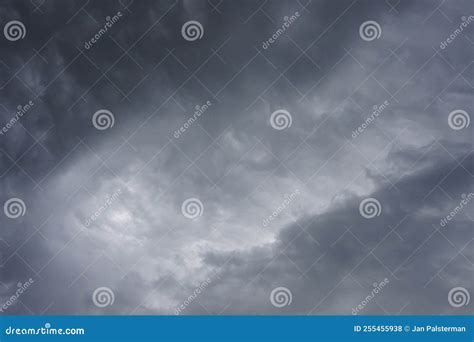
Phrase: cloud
[{"left": 0, "top": 0, "right": 472, "bottom": 315}]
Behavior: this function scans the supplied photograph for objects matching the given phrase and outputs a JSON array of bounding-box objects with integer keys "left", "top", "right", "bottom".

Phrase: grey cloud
[{"left": 0, "top": 0, "right": 472, "bottom": 315}]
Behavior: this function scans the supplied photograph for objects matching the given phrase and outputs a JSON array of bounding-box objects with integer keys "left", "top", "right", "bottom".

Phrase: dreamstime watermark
[
  {"left": 351, "top": 100, "right": 389, "bottom": 138},
  {"left": 3, "top": 197, "right": 26, "bottom": 219},
  {"left": 181, "top": 20, "right": 204, "bottom": 41},
  {"left": 270, "top": 286, "right": 292, "bottom": 308},
  {"left": 5, "top": 323, "right": 85, "bottom": 336},
  {"left": 92, "top": 109, "right": 115, "bottom": 130},
  {"left": 0, "top": 278, "right": 34, "bottom": 313},
  {"left": 440, "top": 193, "right": 473, "bottom": 228},
  {"left": 92, "top": 287, "right": 115, "bottom": 308},
  {"left": 448, "top": 287, "right": 470, "bottom": 308},
  {"left": 352, "top": 278, "right": 389, "bottom": 315},
  {"left": 174, "top": 100, "right": 212, "bottom": 139},
  {"left": 440, "top": 16, "right": 474, "bottom": 50},
  {"left": 84, "top": 189, "right": 122, "bottom": 227},
  {"left": 359, "top": 20, "right": 381, "bottom": 41},
  {"left": 359, "top": 197, "right": 382, "bottom": 219},
  {"left": 270, "top": 109, "right": 292, "bottom": 130},
  {"left": 174, "top": 274, "right": 220, "bottom": 315},
  {"left": 84, "top": 11, "right": 123, "bottom": 50},
  {"left": 181, "top": 198, "right": 203, "bottom": 219},
  {"left": 262, "top": 189, "right": 300, "bottom": 227},
  {"left": 3, "top": 20, "right": 26, "bottom": 41},
  {"left": 261, "top": 11, "right": 301, "bottom": 50},
  {"left": 448, "top": 109, "right": 470, "bottom": 130},
  {"left": 0, "top": 100, "right": 34, "bottom": 136}
]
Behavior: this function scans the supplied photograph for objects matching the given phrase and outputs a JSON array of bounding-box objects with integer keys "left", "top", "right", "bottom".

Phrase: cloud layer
[{"left": 0, "top": 0, "right": 472, "bottom": 315}]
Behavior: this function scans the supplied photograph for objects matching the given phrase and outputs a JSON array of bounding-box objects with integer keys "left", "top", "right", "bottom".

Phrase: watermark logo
[
  {"left": 270, "top": 109, "right": 292, "bottom": 130},
  {"left": 262, "top": 189, "right": 300, "bottom": 227},
  {"left": 270, "top": 287, "right": 292, "bottom": 308},
  {"left": 4, "top": 20, "right": 26, "bottom": 41},
  {"left": 440, "top": 193, "right": 473, "bottom": 227},
  {"left": 92, "top": 109, "right": 115, "bottom": 130},
  {"left": 448, "top": 109, "right": 470, "bottom": 130},
  {"left": 181, "top": 20, "right": 203, "bottom": 41},
  {"left": 352, "top": 278, "right": 390, "bottom": 315},
  {"left": 359, "top": 20, "right": 381, "bottom": 41},
  {"left": 174, "top": 275, "right": 219, "bottom": 315},
  {"left": 448, "top": 287, "right": 470, "bottom": 308},
  {"left": 440, "top": 16, "right": 474, "bottom": 50},
  {"left": 0, "top": 278, "right": 34, "bottom": 313},
  {"left": 4, "top": 198, "right": 26, "bottom": 219},
  {"left": 352, "top": 100, "right": 389, "bottom": 138},
  {"left": 84, "top": 11, "right": 123, "bottom": 50},
  {"left": 181, "top": 198, "right": 203, "bottom": 219},
  {"left": 359, "top": 198, "right": 381, "bottom": 219},
  {"left": 84, "top": 189, "right": 122, "bottom": 227},
  {"left": 174, "top": 100, "right": 212, "bottom": 139},
  {"left": 0, "top": 100, "right": 34, "bottom": 136},
  {"left": 4, "top": 323, "right": 85, "bottom": 336},
  {"left": 262, "top": 11, "right": 300, "bottom": 50},
  {"left": 92, "top": 287, "right": 115, "bottom": 307}
]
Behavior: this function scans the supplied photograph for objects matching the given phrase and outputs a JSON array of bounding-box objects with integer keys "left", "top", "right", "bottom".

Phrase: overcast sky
[{"left": 0, "top": 0, "right": 472, "bottom": 315}]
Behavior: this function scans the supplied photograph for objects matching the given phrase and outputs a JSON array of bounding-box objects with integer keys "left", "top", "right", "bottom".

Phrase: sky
[{"left": 0, "top": 0, "right": 473, "bottom": 315}]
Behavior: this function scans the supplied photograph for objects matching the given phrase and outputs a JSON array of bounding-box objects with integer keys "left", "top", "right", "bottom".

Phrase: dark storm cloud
[
  {"left": 194, "top": 150, "right": 473, "bottom": 315},
  {"left": 0, "top": 0, "right": 472, "bottom": 315}
]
